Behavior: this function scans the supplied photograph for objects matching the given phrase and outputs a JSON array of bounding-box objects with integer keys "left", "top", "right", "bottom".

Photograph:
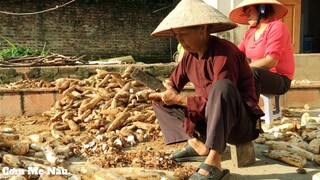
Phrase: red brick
[
  {"left": 23, "top": 92, "right": 55, "bottom": 116},
  {"left": 0, "top": 93, "right": 22, "bottom": 117},
  {"left": 0, "top": 1, "right": 171, "bottom": 63}
]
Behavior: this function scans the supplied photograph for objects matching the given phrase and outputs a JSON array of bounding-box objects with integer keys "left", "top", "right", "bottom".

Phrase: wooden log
[
  {"left": 67, "top": 163, "right": 177, "bottom": 180},
  {"left": 308, "top": 139, "right": 320, "bottom": 154},
  {"left": 230, "top": 141, "right": 256, "bottom": 167},
  {"left": 265, "top": 123, "right": 296, "bottom": 133},
  {"left": 302, "top": 130, "right": 320, "bottom": 141},
  {"left": 263, "top": 150, "right": 307, "bottom": 167},
  {"left": 67, "top": 162, "right": 126, "bottom": 180},
  {"left": 260, "top": 132, "right": 290, "bottom": 141},
  {"left": 288, "top": 136, "right": 309, "bottom": 150},
  {"left": 265, "top": 141, "right": 320, "bottom": 165}
]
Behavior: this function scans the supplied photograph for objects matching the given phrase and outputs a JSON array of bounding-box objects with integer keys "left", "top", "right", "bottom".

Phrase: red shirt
[
  {"left": 170, "top": 36, "right": 264, "bottom": 123},
  {"left": 238, "top": 19, "right": 295, "bottom": 80}
]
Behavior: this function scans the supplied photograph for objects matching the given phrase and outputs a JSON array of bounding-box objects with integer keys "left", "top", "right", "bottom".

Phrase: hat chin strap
[
  {"left": 251, "top": 4, "right": 265, "bottom": 28},
  {"left": 252, "top": 11, "right": 262, "bottom": 28}
]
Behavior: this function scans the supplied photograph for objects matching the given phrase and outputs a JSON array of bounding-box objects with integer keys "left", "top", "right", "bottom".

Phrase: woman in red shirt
[{"left": 229, "top": 0, "right": 295, "bottom": 99}]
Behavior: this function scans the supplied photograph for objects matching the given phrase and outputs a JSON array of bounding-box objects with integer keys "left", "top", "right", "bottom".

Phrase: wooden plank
[{"left": 230, "top": 141, "right": 256, "bottom": 167}]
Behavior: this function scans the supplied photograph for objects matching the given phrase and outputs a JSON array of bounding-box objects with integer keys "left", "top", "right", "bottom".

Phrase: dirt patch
[
  {"left": 0, "top": 115, "right": 50, "bottom": 136},
  {"left": 0, "top": 115, "right": 196, "bottom": 179},
  {"left": 1, "top": 115, "right": 319, "bottom": 180}
]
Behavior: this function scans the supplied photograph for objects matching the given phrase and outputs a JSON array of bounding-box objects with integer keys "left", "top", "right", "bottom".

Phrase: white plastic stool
[{"left": 261, "top": 94, "right": 281, "bottom": 125}]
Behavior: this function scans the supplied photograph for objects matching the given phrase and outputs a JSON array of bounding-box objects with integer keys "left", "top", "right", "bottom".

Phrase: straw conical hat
[
  {"left": 151, "top": 0, "right": 237, "bottom": 37},
  {"left": 229, "top": 0, "right": 288, "bottom": 25}
]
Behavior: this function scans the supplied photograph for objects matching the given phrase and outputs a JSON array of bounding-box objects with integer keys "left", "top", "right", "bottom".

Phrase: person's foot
[
  {"left": 189, "top": 163, "right": 229, "bottom": 180},
  {"left": 170, "top": 138, "right": 209, "bottom": 162},
  {"left": 197, "top": 149, "right": 222, "bottom": 176},
  {"left": 187, "top": 138, "right": 209, "bottom": 156}
]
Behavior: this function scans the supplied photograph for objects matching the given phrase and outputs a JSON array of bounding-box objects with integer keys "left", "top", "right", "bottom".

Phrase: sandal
[
  {"left": 172, "top": 144, "right": 207, "bottom": 162},
  {"left": 189, "top": 163, "right": 230, "bottom": 180}
]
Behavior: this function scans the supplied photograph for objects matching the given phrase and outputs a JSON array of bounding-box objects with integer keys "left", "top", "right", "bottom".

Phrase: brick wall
[{"left": 0, "top": 0, "right": 177, "bottom": 63}]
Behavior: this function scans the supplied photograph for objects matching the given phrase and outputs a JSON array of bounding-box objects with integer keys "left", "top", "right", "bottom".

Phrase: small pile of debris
[{"left": 0, "top": 54, "right": 87, "bottom": 67}]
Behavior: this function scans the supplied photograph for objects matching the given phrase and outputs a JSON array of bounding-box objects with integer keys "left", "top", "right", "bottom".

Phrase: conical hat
[
  {"left": 229, "top": 0, "right": 288, "bottom": 25},
  {"left": 151, "top": 0, "right": 237, "bottom": 37}
]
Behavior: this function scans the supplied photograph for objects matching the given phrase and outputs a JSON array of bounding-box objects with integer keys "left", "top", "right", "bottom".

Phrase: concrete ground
[
  {"left": 182, "top": 143, "right": 320, "bottom": 180},
  {"left": 131, "top": 137, "right": 319, "bottom": 180}
]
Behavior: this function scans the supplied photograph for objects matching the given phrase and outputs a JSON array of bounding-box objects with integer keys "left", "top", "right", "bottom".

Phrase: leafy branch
[{"left": 0, "top": 36, "right": 49, "bottom": 60}]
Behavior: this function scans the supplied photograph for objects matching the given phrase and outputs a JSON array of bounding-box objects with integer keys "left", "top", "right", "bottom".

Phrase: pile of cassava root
[
  {"left": 0, "top": 67, "right": 195, "bottom": 180},
  {"left": 0, "top": 79, "right": 55, "bottom": 89},
  {"left": 2, "top": 66, "right": 319, "bottom": 179},
  {"left": 258, "top": 112, "right": 320, "bottom": 169}
]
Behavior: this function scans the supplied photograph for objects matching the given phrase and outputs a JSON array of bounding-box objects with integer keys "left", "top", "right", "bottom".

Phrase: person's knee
[
  {"left": 214, "top": 79, "right": 234, "bottom": 91},
  {"left": 209, "top": 79, "right": 236, "bottom": 98},
  {"left": 250, "top": 67, "right": 260, "bottom": 80}
]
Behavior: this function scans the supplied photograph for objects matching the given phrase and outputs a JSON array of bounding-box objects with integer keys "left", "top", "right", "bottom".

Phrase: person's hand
[
  {"left": 148, "top": 80, "right": 174, "bottom": 105},
  {"left": 148, "top": 80, "right": 187, "bottom": 106},
  {"left": 161, "top": 80, "right": 180, "bottom": 105},
  {"left": 148, "top": 91, "right": 165, "bottom": 105}
]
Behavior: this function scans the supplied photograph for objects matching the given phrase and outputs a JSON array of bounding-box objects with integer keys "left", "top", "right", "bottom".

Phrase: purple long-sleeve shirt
[{"left": 170, "top": 36, "right": 264, "bottom": 124}]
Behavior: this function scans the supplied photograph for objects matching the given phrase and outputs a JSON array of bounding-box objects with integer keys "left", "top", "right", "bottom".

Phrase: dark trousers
[
  {"left": 251, "top": 67, "right": 291, "bottom": 100},
  {"left": 153, "top": 79, "right": 258, "bottom": 154}
]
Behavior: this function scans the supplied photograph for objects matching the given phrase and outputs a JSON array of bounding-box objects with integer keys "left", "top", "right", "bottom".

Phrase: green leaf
[
  {"left": 0, "top": 36, "right": 50, "bottom": 60},
  {"left": 0, "top": 36, "right": 17, "bottom": 49}
]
